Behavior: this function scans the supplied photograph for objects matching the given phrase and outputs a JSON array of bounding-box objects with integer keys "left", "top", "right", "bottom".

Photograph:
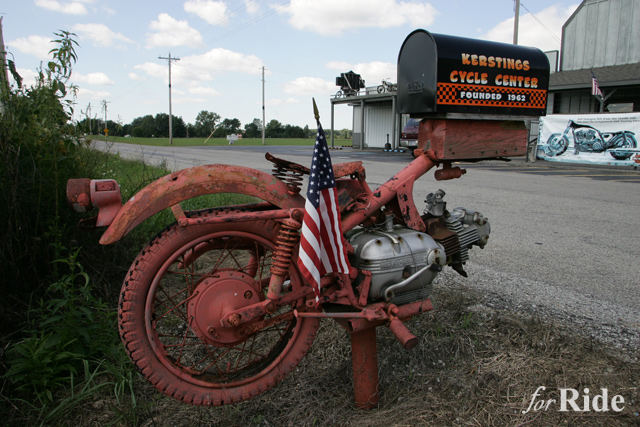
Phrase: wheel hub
[{"left": 188, "top": 270, "right": 262, "bottom": 345}]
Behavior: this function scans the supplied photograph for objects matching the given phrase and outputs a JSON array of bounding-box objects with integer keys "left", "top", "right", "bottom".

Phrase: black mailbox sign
[{"left": 397, "top": 29, "right": 550, "bottom": 117}]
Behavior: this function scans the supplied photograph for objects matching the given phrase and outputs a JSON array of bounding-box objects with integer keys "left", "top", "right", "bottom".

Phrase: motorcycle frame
[
  {"left": 72, "top": 149, "right": 457, "bottom": 331},
  {"left": 188, "top": 149, "right": 444, "bottom": 330}
]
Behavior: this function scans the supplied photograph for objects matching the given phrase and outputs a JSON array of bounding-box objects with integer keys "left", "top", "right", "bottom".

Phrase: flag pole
[{"left": 312, "top": 97, "right": 320, "bottom": 123}]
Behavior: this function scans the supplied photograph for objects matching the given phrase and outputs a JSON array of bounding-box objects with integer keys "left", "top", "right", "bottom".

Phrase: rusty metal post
[{"left": 350, "top": 327, "right": 379, "bottom": 409}]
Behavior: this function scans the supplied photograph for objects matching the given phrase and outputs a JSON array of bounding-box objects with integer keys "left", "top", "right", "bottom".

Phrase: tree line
[{"left": 76, "top": 110, "right": 353, "bottom": 139}]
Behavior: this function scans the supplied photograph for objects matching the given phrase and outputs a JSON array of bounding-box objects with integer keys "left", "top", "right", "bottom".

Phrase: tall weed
[
  {"left": 3, "top": 249, "right": 117, "bottom": 403},
  {"left": 0, "top": 31, "right": 84, "bottom": 314}
]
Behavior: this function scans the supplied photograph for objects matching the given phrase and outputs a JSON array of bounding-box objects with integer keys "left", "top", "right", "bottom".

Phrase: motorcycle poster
[{"left": 537, "top": 113, "right": 640, "bottom": 166}]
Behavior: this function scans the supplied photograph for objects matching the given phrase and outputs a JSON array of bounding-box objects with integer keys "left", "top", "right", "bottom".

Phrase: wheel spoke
[{"left": 123, "top": 222, "right": 319, "bottom": 405}]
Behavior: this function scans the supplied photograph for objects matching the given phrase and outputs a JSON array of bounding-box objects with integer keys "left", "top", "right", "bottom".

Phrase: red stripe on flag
[{"left": 297, "top": 121, "right": 351, "bottom": 301}]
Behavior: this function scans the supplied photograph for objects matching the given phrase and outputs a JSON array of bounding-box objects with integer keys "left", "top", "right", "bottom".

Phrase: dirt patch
[{"left": 73, "top": 284, "right": 639, "bottom": 427}]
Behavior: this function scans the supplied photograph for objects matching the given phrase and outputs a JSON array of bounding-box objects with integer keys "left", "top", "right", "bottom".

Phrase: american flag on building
[
  {"left": 591, "top": 70, "right": 603, "bottom": 98},
  {"left": 297, "top": 122, "right": 350, "bottom": 301}
]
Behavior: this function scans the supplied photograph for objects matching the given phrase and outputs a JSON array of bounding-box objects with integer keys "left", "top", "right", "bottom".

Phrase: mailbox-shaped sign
[
  {"left": 397, "top": 29, "right": 549, "bottom": 117},
  {"left": 397, "top": 30, "right": 550, "bottom": 160}
]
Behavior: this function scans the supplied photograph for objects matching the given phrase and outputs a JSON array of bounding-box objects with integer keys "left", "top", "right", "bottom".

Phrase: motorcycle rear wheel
[
  {"left": 610, "top": 134, "right": 637, "bottom": 160},
  {"left": 546, "top": 133, "right": 569, "bottom": 156},
  {"left": 118, "top": 217, "right": 319, "bottom": 406}
]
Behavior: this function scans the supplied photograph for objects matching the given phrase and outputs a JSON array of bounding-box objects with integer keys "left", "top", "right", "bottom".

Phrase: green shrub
[
  {"left": 0, "top": 31, "right": 84, "bottom": 311},
  {"left": 3, "top": 248, "right": 117, "bottom": 405}
]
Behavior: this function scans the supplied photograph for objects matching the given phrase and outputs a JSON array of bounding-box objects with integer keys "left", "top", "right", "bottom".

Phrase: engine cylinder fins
[{"left": 458, "top": 227, "right": 480, "bottom": 249}]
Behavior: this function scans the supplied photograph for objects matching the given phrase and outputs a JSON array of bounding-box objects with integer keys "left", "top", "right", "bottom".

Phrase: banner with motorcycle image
[{"left": 537, "top": 113, "right": 640, "bottom": 166}]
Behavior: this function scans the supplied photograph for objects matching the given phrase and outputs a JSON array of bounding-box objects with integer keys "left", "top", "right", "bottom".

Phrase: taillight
[{"left": 67, "top": 178, "right": 123, "bottom": 227}]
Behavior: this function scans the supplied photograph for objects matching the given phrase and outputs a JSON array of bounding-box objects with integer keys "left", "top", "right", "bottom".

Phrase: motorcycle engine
[
  {"left": 347, "top": 189, "right": 490, "bottom": 304},
  {"left": 575, "top": 128, "right": 596, "bottom": 142}
]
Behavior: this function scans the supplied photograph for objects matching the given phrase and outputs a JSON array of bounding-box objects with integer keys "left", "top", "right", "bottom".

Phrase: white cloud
[
  {"left": 11, "top": 68, "right": 40, "bottom": 87},
  {"left": 73, "top": 72, "right": 115, "bottom": 85},
  {"left": 101, "top": 5, "right": 116, "bottom": 15},
  {"left": 326, "top": 61, "right": 396, "bottom": 89},
  {"left": 282, "top": 77, "right": 334, "bottom": 96},
  {"left": 134, "top": 62, "right": 166, "bottom": 80},
  {"left": 184, "top": 0, "right": 229, "bottom": 25},
  {"left": 128, "top": 72, "right": 144, "bottom": 81},
  {"left": 188, "top": 85, "right": 221, "bottom": 96},
  {"left": 34, "top": 0, "right": 89, "bottom": 15},
  {"left": 72, "top": 24, "right": 133, "bottom": 47},
  {"left": 245, "top": 0, "right": 260, "bottom": 15},
  {"left": 134, "top": 47, "right": 263, "bottom": 84},
  {"left": 146, "top": 13, "right": 204, "bottom": 48},
  {"left": 177, "top": 48, "right": 264, "bottom": 80},
  {"left": 483, "top": 4, "right": 579, "bottom": 52},
  {"left": 77, "top": 87, "right": 111, "bottom": 99},
  {"left": 277, "top": 0, "right": 438, "bottom": 36},
  {"left": 8, "top": 35, "right": 53, "bottom": 59}
]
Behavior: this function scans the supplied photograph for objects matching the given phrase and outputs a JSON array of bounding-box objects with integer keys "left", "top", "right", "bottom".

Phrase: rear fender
[{"left": 99, "top": 164, "right": 305, "bottom": 245}]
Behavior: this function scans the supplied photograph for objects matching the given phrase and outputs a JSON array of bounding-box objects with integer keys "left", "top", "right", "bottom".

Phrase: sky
[{"left": 2, "top": 0, "right": 580, "bottom": 131}]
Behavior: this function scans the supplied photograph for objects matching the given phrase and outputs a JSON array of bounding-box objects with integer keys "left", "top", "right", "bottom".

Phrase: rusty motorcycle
[
  {"left": 67, "top": 29, "right": 550, "bottom": 409},
  {"left": 67, "top": 143, "right": 490, "bottom": 407}
]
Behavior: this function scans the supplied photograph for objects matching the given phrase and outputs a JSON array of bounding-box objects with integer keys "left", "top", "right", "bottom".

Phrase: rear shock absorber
[{"left": 267, "top": 217, "right": 302, "bottom": 300}]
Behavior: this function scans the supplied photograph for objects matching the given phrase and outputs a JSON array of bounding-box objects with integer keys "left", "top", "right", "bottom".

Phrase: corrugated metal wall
[
  {"left": 350, "top": 103, "right": 396, "bottom": 148},
  {"left": 364, "top": 105, "right": 394, "bottom": 148},
  {"left": 352, "top": 105, "right": 362, "bottom": 148},
  {"left": 561, "top": 0, "right": 640, "bottom": 70}
]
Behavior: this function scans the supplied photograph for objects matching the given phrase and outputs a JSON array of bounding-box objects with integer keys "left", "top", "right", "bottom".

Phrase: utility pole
[
  {"left": 101, "top": 99, "right": 110, "bottom": 140},
  {"left": 513, "top": 0, "right": 520, "bottom": 45},
  {"left": 83, "top": 102, "right": 92, "bottom": 135},
  {"left": 159, "top": 53, "right": 180, "bottom": 144},
  {"left": 261, "top": 66, "right": 266, "bottom": 145},
  {"left": 0, "top": 17, "right": 10, "bottom": 115}
]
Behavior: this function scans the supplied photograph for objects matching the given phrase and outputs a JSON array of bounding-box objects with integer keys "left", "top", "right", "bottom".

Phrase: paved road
[{"left": 93, "top": 141, "right": 640, "bottom": 349}]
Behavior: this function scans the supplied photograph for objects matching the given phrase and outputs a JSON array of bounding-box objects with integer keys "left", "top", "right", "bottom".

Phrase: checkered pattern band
[{"left": 437, "top": 82, "right": 547, "bottom": 109}]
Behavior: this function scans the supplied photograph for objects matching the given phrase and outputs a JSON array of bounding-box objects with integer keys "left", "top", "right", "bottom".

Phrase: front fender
[{"left": 99, "top": 164, "right": 305, "bottom": 244}]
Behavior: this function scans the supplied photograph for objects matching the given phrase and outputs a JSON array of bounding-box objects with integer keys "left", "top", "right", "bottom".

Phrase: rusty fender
[{"left": 99, "top": 164, "right": 305, "bottom": 245}]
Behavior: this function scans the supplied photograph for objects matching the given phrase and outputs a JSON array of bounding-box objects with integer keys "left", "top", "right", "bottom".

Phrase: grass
[
  {"left": 4, "top": 146, "right": 638, "bottom": 426},
  {"left": 88, "top": 135, "right": 353, "bottom": 147},
  {"left": 0, "top": 148, "right": 261, "bottom": 426},
  {"left": 47, "top": 281, "right": 639, "bottom": 427}
]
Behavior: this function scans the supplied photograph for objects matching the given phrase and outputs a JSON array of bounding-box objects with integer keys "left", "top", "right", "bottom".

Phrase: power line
[{"left": 519, "top": 2, "right": 562, "bottom": 44}]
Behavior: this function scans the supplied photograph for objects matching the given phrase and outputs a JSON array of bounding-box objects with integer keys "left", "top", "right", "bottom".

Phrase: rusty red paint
[
  {"left": 351, "top": 328, "right": 379, "bottom": 409},
  {"left": 434, "top": 164, "right": 467, "bottom": 181},
  {"left": 99, "top": 164, "right": 306, "bottom": 244},
  {"left": 89, "top": 179, "right": 123, "bottom": 227},
  {"left": 70, "top": 146, "right": 475, "bottom": 409},
  {"left": 67, "top": 178, "right": 92, "bottom": 212},
  {"left": 341, "top": 152, "right": 437, "bottom": 232},
  {"left": 178, "top": 208, "right": 293, "bottom": 227},
  {"left": 67, "top": 178, "right": 122, "bottom": 227},
  {"left": 388, "top": 318, "right": 419, "bottom": 350},
  {"left": 219, "top": 299, "right": 275, "bottom": 328},
  {"left": 294, "top": 307, "right": 387, "bottom": 321},
  {"left": 345, "top": 299, "right": 434, "bottom": 333}
]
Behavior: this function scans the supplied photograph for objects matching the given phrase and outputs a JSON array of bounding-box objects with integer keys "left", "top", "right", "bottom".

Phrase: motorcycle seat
[{"left": 266, "top": 152, "right": 363, "bottom": 179}]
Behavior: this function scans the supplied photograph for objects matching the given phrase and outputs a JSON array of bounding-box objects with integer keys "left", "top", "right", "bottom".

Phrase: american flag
[
  {"left": 297, "top": 123, "right": 350, "bottom": 301},
  {"left": 591, "top": 71, "right": 603, "bottom": 98}
]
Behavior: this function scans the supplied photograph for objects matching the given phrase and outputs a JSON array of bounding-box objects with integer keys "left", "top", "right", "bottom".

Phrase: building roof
[{"left": 550, "top": 63, "right": 640, "bottom": 90}]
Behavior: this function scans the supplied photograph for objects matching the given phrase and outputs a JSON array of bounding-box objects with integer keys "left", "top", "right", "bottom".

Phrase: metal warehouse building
[
  {"left": 331, "top": 0, "right": 640, "bottom": 149},
  {"left": 548, "top": 0, "right": 640, "bottom": 114}
]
